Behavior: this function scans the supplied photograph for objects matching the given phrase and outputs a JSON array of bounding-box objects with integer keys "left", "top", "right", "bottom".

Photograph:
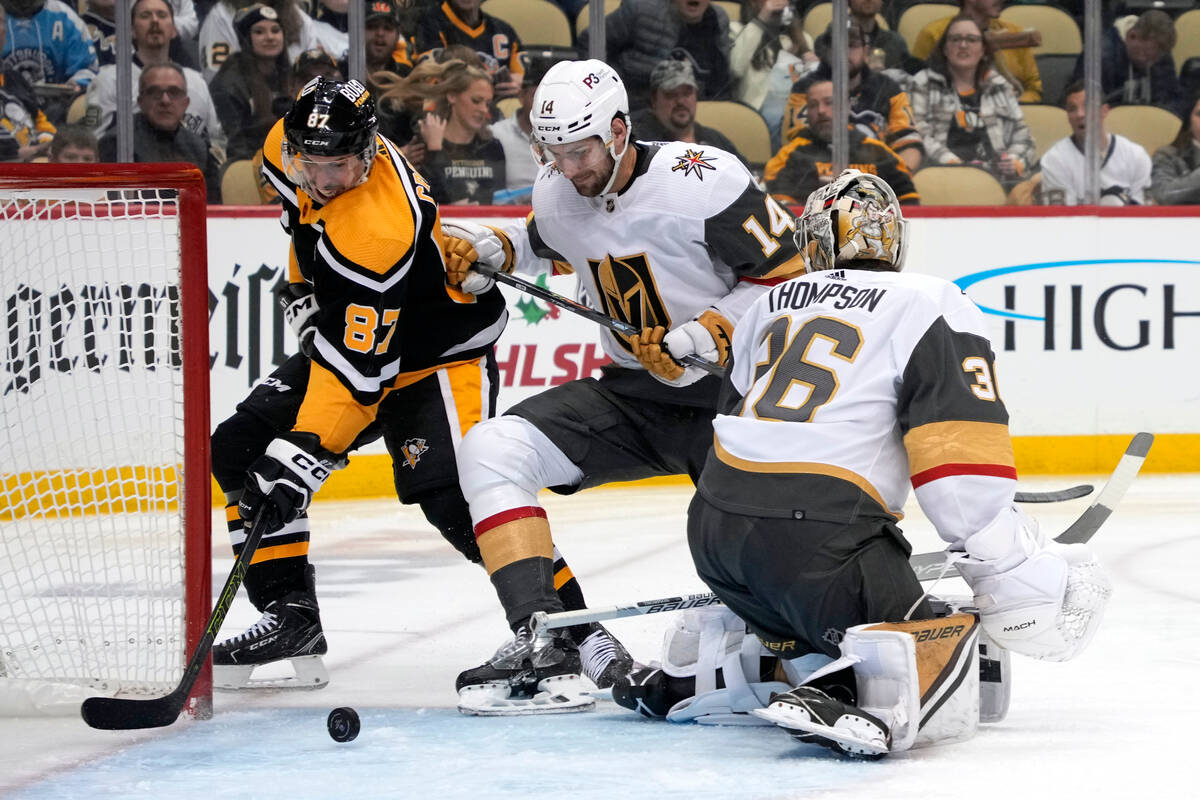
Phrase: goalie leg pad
[{"left": 933, "top": 596, "right": 1011, "bottom": 723}]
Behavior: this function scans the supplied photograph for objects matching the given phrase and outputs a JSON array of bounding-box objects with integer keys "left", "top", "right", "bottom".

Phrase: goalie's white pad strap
[
  {"left": 666, "top": 634, "right": 789, "bottom": 726},
  {"left": 841, "top": 613, "right": 980, "bottom": 752}
]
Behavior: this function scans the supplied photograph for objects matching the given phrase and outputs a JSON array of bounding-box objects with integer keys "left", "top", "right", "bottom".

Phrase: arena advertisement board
[{"left": 204, "top": 208, "right": 1199, "bottom": 478}]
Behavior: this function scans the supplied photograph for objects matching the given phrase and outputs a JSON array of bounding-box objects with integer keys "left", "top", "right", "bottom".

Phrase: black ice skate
[
  {"left": 575, "top": 622, "right": 635, "bottom": 691},
  {"left": 752, "top": 686, "right": 891, "bottom": 759},
  {"left": 213, "top": 591, "right": 329, "bottom": 690},
  {"left": 611, "top": 665, "right": 696, "bottom": 718},
  {"left": 456, "top": 624, "right": 592, "bottom": 715}
]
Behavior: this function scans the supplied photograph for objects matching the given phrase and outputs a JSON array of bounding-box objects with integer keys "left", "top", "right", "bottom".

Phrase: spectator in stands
[
  {"left": 0, "top": 11, "right": 54, "bottom": 161},
  {"left": 765, "top": 77, "right": 918, "bottom": 206},
  {"left": 209, "top": 3, "right": 292, "bottom": 162},
  {"left": 1039, "top": 81, "right": 1151, "bottom": 206},
  {"left": 908, "top": 14, "right": 1033, "bottom": 189},
  {"left": 0, "top": 0, "right": 98, "bottom": 118},
  {"left": 49, "top": 123, "right": 97, "bottom": 161},
  {"left": 414, "top": 0, "right": 522, "bottom": 98},
  {"left": 364, "top": 0, "right": 411, "bottom": 89},
  {"left": 1150, "top": 93, "right": 1200, "bottom": 205},
  {"left": 311, "top": 0, "right": 347, "bottom": 32},
  {"left": 99, "top": 63, "right": 221, "bottom": 201},
  {"left": 83, "top": 0, "right": 198, "bottom": 67},
  {"left": 911, "top": 0, "right": 1042, "bottom": 103},
  {"left": 1070, "top": 9, "right": 1184, "bottom": 119},
  {"left": 198, "top": 0, "right": 347, "bottom": 80},
  {"left": 378, "top": 57, "right": 503, "bottom": 204},
  {"left": 729, "top": 0, "right": 817, "bottom": 150},
  {"left": 785, "top": 23, "right": 923, "bottom": 171},
  {"left": 490, "top": 53, "right": 547, "bottom": 204},
  {"left": 580, "top": 0, "right": 733, "bottom": 108},
  {"left": 631, "top": 57, "right": 746, "bottom": 163},
  {"left": 85, "top": 0, "right": 223, "bottom": 156},
  {"left": 814, "top": 0, "right": 911, "bottom": 72}
]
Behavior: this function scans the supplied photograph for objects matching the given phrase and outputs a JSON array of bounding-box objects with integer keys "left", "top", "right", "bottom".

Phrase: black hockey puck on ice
[{"left": 327, "top": 707, "right": 360, "bottom": 742}]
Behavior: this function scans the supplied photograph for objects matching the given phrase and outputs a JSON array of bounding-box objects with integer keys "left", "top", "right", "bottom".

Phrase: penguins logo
[{"left": 400, "top": 438, "right": 429, "bottom": 469}]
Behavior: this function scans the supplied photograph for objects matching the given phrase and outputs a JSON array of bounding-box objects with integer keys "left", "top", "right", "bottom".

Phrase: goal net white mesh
[{"left": 0, "top": 185, "right": 203, "bottom": 715}]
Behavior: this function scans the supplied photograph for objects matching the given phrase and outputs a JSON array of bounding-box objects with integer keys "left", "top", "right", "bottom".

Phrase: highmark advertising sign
[{"left": 202, "top": 209, "right": 1198, "bottom": 477}]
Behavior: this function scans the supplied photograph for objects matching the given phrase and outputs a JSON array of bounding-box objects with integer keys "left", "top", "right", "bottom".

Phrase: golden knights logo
[
  {"left": 586, "top": 253, "right": 671, "bottom": 355},
  {"left": 671, "top": 148, "right": 717, "bottom": 180},
  {"left": 399, "top": 438, "right": 429, "bottom": 469}
]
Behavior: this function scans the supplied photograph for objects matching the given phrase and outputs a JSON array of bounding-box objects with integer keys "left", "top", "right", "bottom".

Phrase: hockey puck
[{"left": 327, "top": 707, "right": 360, "bottom": 742}]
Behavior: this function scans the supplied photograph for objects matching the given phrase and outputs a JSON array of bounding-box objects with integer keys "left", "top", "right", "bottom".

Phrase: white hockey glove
[
  {"left": 441, "top": 220, "right": 514, "bottom": 294},
  {"left": 279, "top": 286, "right": 319, "bottom": 357},
  {"left": 239, "top": 433, "right": 338, "bottom": 530},
  {"left": 954, "top": 507, "right": 1111, "bottom": 662},
  {"left": 630, "top": 309, "right": 732, "bottom": 388}
]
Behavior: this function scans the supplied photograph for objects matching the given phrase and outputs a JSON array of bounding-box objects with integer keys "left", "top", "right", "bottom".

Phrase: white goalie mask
[
  {"left": 528, "top": 59, "right": 631, "bottom": 196},
  {"left": 795, "top": 169, "right": 908, "bottom": 272}
]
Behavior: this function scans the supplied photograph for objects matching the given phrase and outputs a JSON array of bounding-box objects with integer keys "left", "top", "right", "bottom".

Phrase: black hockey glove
[
  {"left": 279, "top": 285, "right": 319, "bottom": 357},
  {"left": 240, "top": 433, "right": 337, "bottom": 529}
]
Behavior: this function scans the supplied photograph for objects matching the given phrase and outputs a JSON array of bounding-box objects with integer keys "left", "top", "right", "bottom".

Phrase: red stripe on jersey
[
  {"left": 910, "top": 462, "right": 1018, "bottom": 489},
  {"left": 474, "top": 506, "right": 547, "bottom": 538},
  {"left": 739, "top": 275, "right": 790, "bottom": 286}
]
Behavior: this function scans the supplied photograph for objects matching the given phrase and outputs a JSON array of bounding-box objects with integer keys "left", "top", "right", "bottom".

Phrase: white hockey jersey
[
  {"left": 1039, "top": 133, "right": 1152, "bottom": 205},
  {"left": 503, "top": 140, "right": 808, "bottom": 371},
  {"left": 702, "top": 268, "right": 1016, "bottom": 549}
]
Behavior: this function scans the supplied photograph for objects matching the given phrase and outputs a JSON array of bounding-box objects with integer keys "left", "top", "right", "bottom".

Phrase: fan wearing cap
[
  {"left": 440, "top": 59, "right": 808, "bottom": 716},
  {"left": 208, "top": 76, "right": 510, "bottom": 690},
  {"left": 363, "top": 0, "right": 412, "bottom": 86},
  {"left": 198, "top": 0, "right": 348, "bottom": 81},
  {"left": 630, "top": 58, "right": 746, "bottom": 166},
  {"left": 209, "top": 3, "right": 292, "bottom": 161}
]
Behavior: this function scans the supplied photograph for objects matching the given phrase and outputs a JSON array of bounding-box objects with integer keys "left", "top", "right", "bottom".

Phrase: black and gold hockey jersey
[
  {"left": 703, "top": 268, "right": 1016, "bottom": 548},
  {"left": 414, "top": 2, "right": 523, "bottom": 79},
  {"left": 260, "top": 118, "right": 507, "bottom": 452},
  {"left": 783, "top": 67, "right": 922, "bottom": 159},
  {"left": 765, "top": 128, "right": 920, "bottom": 206}
]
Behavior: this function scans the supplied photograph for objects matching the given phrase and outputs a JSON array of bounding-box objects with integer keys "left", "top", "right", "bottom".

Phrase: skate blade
[
  {"left": 752, "top": 704, "right": 889, "bottom": 756},
  {"left": 214, "top": 655, "right": 330, "bottom": 691},
  {"left": 457, "top": 674, "right": 595, "bottom": 717}
]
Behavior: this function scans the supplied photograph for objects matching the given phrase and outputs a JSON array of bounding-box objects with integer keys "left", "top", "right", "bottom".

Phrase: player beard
[{"left": 568, "top": 153, "right": 617, "bottom": 197}]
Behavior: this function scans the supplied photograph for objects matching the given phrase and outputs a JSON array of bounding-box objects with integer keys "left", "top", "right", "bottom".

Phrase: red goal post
[{"left": 0, "top": 164, "right": 212, "bottom": 718}]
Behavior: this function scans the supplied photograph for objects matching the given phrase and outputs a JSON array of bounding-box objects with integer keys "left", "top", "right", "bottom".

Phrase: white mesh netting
[{"left": 1, "top": 188, "right": 190, "bottom": 712}]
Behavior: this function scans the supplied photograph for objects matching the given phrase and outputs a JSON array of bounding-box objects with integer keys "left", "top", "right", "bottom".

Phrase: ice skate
[
  {"left": 575, "top": 622, "right": 635, "bottom": 692},
  {"left": 456, "top": 624, "right": 593, "bottom": 716},
  {"left": 213, "top": 591, "right": 329, "bottom": 690},
  {"left": 753, "top": 686, "right": 891, "bottom": 759}
]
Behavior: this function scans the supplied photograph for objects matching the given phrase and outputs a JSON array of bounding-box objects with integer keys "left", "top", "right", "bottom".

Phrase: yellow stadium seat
[
  {"left": 496, "top": 96, "right": 521, "bottom": 119},
  {"left": 1105, "top": 104, "right": 1184, "bottom": 157},
  {"left": 484, "top": 0, "right": 572, "bottom": 48},
  {"left": 896, "top": 3, "right": 956, "bottom": 52},
  {"left": 694, "top": 100, "right": 772, "bottom": 167},
  {"left": 1020, "top": 103, "right": 1071, "bottom": 163},
  {"left": 1173, "top": 9, "right": 1200, "bottom": 72},
  {"left": 220, "top": 159, "right": 265, "bottom": 206},
  {"left": 912, "top": 165, "right": 1007, "bottom": 206},
  {"left": 66, "top": 94, "right": 88, "bottom": 125},
  {"left": 999, "top": 4, "right": 1081, "bottom": 55},
  {"left": 803, "top": 2, "right": 888, "bottom": 42},
  {"left": 713, "top": 1, "right": 741, "bottom": 25},
  {"left": 574, "top": 0, "right": 621, "bottom": 36}
]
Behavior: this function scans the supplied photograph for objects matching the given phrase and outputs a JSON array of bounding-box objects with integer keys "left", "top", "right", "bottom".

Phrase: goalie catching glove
[
  {"left": 442, "top": 221, "right": 514, "bottom": 294},
  {"left": 630, "top": 309, "right": 732, "bottom": 387},
  {"left": 279, "top": 285, "right": 319, "bottom": 357},
  {"left": 240, "top": 433, "right": 339, "bottom": 529}
]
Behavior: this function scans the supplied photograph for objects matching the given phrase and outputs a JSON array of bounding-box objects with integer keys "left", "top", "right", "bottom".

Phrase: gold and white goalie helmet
[{"left": 795, "top": 169, "right": 908, "bottom": 272}]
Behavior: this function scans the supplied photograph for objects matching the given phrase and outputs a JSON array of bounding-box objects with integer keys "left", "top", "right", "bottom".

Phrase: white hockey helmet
[
  {"left": 795, "top": 169, "right": 908, "bottom": 272},
  {"left": 530, "top": 59, "right": 629, "bottom": 150}
]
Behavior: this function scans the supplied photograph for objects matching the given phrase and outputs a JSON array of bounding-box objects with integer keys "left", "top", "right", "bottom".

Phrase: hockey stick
[
  {"left": 81, "top": 509, "right": 270, "bottom": 730},
  {"left": 474, "top": 263, "right": 725, "bottom": 376},
  {"left": 1014, "top": 484, "right": 1092, "bottom": 503},
  {"left": 532, "top": 432, "right": 1153, "bottom": 632}
]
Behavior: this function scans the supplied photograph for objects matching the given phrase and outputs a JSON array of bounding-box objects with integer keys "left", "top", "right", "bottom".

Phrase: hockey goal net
[{"left": 0, "top": 164, "right": 211, "bottom": 717}]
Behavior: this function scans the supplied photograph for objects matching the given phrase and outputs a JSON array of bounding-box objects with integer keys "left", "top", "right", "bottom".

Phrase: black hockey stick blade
[
  {"left": 81, "top": 510, "right": 270, "bottom": 730},
  {"left": 476, "top": 263, "right": 725, "bottom": 376},
  {"left": 1014, "top": 484, "right": 1093, "bottom": 503}
]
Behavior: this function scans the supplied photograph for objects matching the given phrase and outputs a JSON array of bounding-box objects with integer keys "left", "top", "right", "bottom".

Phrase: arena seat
[
  {"left": 999, "top": 4, "right": 1082, "bottom": 55},
  {"left": 485, "top": 0, "right": 573, "bottom": 48},
  {"left": 1105, "top": 104, "right": 1184, "bottom": 157},
  {"left": 1020, "top": 103, "right": 1071, "bottom": 163},
  {"left": 695, "top": 100, "right": 773, "bottom": 168},
  {"left": 912, "top": 165, "right": 1007, "bottom": 206}
]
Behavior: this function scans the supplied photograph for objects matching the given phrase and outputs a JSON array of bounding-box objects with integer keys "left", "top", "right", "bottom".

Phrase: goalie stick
[
  {"left": 474, "top": 263, "right": 724, "bottom": 376},
  {"left": 532, "top": 432, "right": 1152, "bottom": 632},
  {"left": 80, "top": 509, "right": 270, "bottom": 730}
]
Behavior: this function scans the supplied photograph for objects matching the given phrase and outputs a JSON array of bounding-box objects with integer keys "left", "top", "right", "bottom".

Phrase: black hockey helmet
[{"left": 282, "top": 77, "right": 379, "bottom": 198}]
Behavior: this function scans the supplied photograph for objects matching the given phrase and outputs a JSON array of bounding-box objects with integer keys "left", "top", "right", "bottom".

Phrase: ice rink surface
[{"left": 1, "top": 472, "right": 1197, "bottom": 799}]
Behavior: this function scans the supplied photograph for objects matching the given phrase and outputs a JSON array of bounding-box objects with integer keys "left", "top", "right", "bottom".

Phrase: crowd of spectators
[{"left": 1, "top": 0, "right": 1198, "bottom": 208}]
